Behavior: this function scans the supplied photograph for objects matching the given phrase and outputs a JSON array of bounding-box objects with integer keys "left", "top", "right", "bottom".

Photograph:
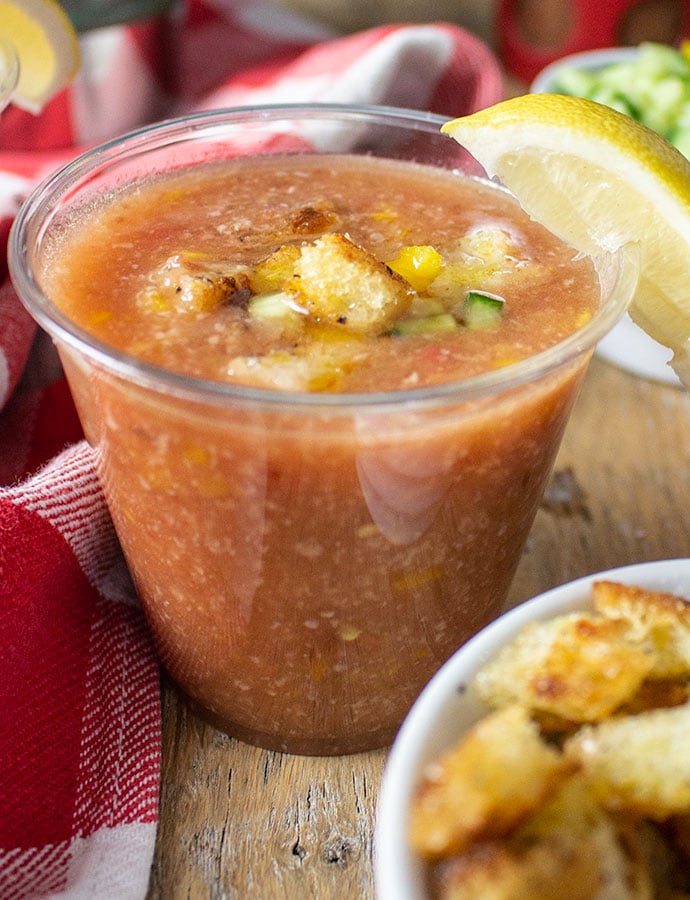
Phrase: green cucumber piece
[
  {"left": 463, "top": 291, "right": 505, "bottom": 328},
  {"left": 392, "top": 313, "right": 459, "bottom": 335},
  {"left": 249, "top": 292, "right": 301, "bottom": 322},
  {"left": 551, "top": 42, "right": 690, "bottom": 156}
]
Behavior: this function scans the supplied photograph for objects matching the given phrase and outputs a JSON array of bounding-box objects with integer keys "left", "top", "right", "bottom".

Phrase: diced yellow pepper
[
  {"left": 387, "top": 245, "right": 443, "bottom": 292},
  {"left": 87, "top": 309, "right": 113, "bottom": 326},
  {"left": 307, "top": 324, "right": 365, "bottom": 344},
  {"left": 310, "top": 654, "right": 329, "bottom": 682},
  {"left": 372, "top": 205, "right": 398, "bottom": 222},
  {"left": 177, "top": 250, "right": 213, "bottom": 261},
  {"left": 338, "top": 624, "right": 361, "bottom": 642},
  {"left": 390, "top": 564, "right": 444, "bottom": 593},
  {"left": 142, "top": 292, "right": 170, "bottom": 313},
  {"left": 251, "top": 245, "right": 301, "bottom": 294},
  {"left": 574, "top": 309, "right": 593, "bottom": 328},
  {"left": 182, "top": 444, "right": 209, "bottom": 464},
  {"left": 307, "top": 369, "right": 342, "bottom": 392}
]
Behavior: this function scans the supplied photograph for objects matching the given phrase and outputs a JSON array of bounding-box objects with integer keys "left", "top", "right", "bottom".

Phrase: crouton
[
  {"left": 430, "top": 777, "right": 650, "bottom": 900},
  {"left": 667, "top": 813, "right": 690, "bottom": 863},
  {"left": 226, "top": 343, "right": 362, "bottom": 393},
  {"left": 411, "top": 582, "right": 690, "bottom": 897},
  {"left": 593, "top": 580, "right": 690, "bottom": 678},
  {"left": 475, "top": 613, "right": 654, "bottom": 723},
  {"left": 283, "top": 233, "right": 413, "bottom": 334},
  {"left": 287, "top": 203, "right": 338, "bottom": 235},
  {"left": 141, "top": 252, "right": 252, "bottom": 313},
  {"left": 409, "top": 705, "right": 575, "bottom": 859},
  {"left": 621, "top": 677, "right": 690, "bottom": 715},
  {"left": 565, "top": 702, "right": 690, "bottom": 819},
  {"left": 429, "top": 839, "right": 600, "bottom": 900}
]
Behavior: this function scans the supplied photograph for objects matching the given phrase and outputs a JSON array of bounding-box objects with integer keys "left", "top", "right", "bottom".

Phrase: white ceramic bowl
[
  {"left": 374, "top": 558, "right": 690, "bottom": 900},
  {"left": 529, "top": 46, "right": 639, "bottom": 95},
  {"left": 531, "top": 47, "right": 680, "bottom": 388}
]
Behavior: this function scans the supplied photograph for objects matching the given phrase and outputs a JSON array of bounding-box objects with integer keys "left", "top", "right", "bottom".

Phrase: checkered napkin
[{"left": 0, "top": 3, "right": 502, "bottom": 897}]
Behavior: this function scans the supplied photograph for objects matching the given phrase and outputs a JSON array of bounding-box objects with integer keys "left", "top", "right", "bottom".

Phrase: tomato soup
[{"left": 30, "top": 147, "right": 615, "bottom": 754}]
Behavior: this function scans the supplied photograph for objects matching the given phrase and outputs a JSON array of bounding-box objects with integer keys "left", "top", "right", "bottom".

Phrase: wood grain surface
[{"left": 147, "top": 356, "right": 690, "bottom": 899}]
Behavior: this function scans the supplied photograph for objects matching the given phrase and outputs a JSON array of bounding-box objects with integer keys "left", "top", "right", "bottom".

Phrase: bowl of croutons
[{"left": 374, "top": 558, "right": 690, "bottom": 899}]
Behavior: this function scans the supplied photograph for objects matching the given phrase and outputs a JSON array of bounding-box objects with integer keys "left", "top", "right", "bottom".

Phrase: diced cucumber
[
  {"left": 637, "top": 41, "right": 689, "bottom": 78},
  {"left": 392, "top": 313, "right": 459, "bottom": 335},
  {"left": 463, "top": 291, "right": 505, "bottom": 328},
  {"left": 550, "top": 42, "right": 690, "bottom": 158},
  {"left": 248, "top": 292, "right": 306, "bottom": 335},
  {"left": 587, "top": 87, "right": 637, "bottom": 118},
  {"left": 551, "top": 67, "right": 599, "bottom": 98},
  {"left": 249, "top": 292, "right": 299, "bottom": 321},
  {"left": 408, "top": 295, "right": 447, "bottom": 318},
  {"left": 673, "top": 126, "right": 690, "bottom": 159}
]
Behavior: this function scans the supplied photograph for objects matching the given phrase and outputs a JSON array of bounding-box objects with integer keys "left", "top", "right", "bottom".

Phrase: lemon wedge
[
  {"left": 441, "top": 94, "right": 690, "bottom": 385},
  {"left": 0, "top": 0, "right": 80, "bottom": 113}
]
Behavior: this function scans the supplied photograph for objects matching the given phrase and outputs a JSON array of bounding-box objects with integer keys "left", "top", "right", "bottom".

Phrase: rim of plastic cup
[{"left": 9, "top": 102, "right": 638, "bottom": 414}]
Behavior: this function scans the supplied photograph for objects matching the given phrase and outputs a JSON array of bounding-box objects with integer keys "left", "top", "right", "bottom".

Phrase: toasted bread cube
[
  {"left": 142, "top": 253, "right": 251, "bottom": 313},
  {"left": 173, "top": 271, "right": 251, "bottom": 312},
  {"left": 593, "top": 580, "right": 690, "bottom": 677},
  {"left": 565, "top": 702, "right": 690, "bottom": 819},
  {"left": 475, "top": 613, "right": 655, "bottom": 723},
  {"left": 430, "top": 840, "right": 600, "bottom": 900},
  {"left": 287, "top": 203, "right": 338, "bottom": 235},
  {"left": 284, "top": 233, "right": 412, "bottom": 334},
  {"left": 226, "top": 343, "right": 362, "bottom": 393},
  {"left": 667, "top": 813, "right": 690, "bottom": 863},
  {"left": 409, "top": 705, "right": 574, "bottom": 859},
  {"left": 430, "top": 777, "right": 649, "bottom": 900},
  {"left": 621, "top": 677, "right": 690, "bottom": 714}
]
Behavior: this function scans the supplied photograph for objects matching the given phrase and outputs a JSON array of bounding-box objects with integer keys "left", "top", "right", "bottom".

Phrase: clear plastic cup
[{"left": 9, "top": 105, "right": 638, "bottom": 754}]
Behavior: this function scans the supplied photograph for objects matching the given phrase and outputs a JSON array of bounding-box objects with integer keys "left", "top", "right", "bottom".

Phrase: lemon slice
[
  {"left": 441, "top": 94, "right": 690, "bottom": 385},
  {"left": 0, "top": 0, "right": 80, "bottom": 113}
]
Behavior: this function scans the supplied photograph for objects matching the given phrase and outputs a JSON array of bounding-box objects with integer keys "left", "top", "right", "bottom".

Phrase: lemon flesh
[
  {"left": 0, "top": 0, "right": 80, "bottom": 113},
  {"left": 442, "top": 94, "right": 690, "bottom": 384}
]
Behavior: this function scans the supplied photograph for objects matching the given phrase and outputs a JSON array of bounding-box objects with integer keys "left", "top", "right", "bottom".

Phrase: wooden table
[{"left": 146, "top": 356, "right": 690, "bottom": 899}]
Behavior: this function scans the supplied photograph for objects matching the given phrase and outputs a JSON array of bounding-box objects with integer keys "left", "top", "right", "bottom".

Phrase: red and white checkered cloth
[{"left": 0, "top": 3, "right": 502, "bottom": 897}]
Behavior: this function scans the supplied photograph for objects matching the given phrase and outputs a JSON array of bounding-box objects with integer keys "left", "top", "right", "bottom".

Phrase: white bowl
[
  {"left": 374, "top": 558, "right": 690, "bottom": 900},
  {"left": 529, "top": 46, "right": 639, "bottom": 95},
  {"left": 530, "top": 47, "right": 681, "bottom": 388}
]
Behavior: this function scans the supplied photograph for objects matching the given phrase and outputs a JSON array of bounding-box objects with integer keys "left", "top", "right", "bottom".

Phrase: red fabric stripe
[
  {"left": 427, "top": 22, "right": 505, "bottom": 115},
  {"left": 23, "top": 379, "right": 84, "bottom": 478},
  {"left": 0, "top": 499, "right": 97, "bottom": 849},
  {"left": 0, "top": 281, "right": 36, "bottom": 407},
  {"left": 0, "top": 380, "right": 83, "bottom": 486},
  {"left": 0, "top": 91, "right": 75, "bottom": 153},
  {"left": 176, "top": 0, "right": 313, "bottom": 99},
  {"left": 0, "top": 217, "right": 12, "bottom": 284}
]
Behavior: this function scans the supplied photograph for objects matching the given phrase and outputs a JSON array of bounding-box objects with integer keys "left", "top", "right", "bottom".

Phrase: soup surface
[{"left": 41, "top": 154, "right": 598, "bottom": 393}]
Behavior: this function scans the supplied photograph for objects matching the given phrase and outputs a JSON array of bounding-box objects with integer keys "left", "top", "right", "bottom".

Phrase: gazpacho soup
[{"left": 37, "top": 151, "right": 603, "bottom": 754}]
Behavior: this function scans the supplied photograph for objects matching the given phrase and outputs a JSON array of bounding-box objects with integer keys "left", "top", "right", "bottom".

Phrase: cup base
[{"left": 172, "top": 682, "right": 396, "bottom": 757}]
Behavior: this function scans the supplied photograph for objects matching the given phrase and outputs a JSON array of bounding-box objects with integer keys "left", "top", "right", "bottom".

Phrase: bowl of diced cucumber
[
  {"left": 531, "top": 42, "right": 690, "bottom": 387},
  {"left": 532, "top": 43, "right": 690, "bottom": 157}
]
